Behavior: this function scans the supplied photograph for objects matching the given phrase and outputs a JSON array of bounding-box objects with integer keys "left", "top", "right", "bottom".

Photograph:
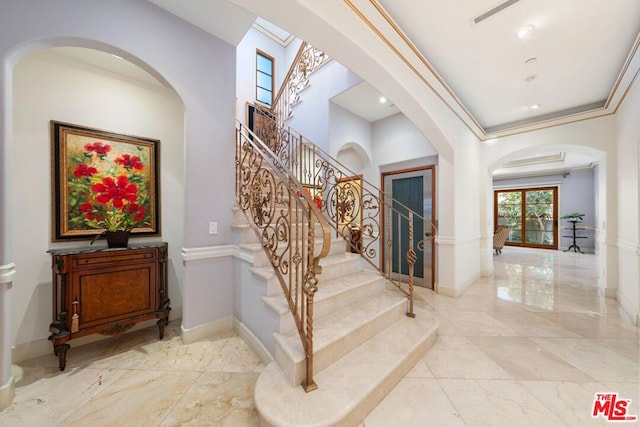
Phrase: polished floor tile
[{"left": 2, "top": 247, "right": 638, "bottom": 426}]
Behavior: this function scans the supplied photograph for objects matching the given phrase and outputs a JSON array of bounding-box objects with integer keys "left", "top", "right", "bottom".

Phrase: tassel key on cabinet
[{"left": 71, "top": 299, "right": 79, "bottom": 333}]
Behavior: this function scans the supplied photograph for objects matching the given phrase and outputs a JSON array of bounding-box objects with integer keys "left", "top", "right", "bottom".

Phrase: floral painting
[{"left": 51, "top": 121, "right": 160, "bottom": 241}]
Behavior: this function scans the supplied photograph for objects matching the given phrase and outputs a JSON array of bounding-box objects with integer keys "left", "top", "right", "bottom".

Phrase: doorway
[
  {"left": 382, "top": 166, "right": 435, "bottom": 288},
  {"left": 494, "top": 187, "right": 558, "bottom": 249}
]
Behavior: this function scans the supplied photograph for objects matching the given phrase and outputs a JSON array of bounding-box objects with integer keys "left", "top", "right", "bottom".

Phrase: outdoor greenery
[{"left": 497, "top": 190, "right": 554, "bottom": 245}]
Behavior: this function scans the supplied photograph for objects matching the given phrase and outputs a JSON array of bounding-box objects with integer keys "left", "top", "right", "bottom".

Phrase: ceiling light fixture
[
  {"left": 525, "top": 57, "right": 537, "bottom": 65},
  {"left": 516, "top": 25, "right": 535, "bottom": 39},
  {"left": 528, "top": 104, "right": 540, "bottom": 110},
  {"left": 379, "top": 96, "right": 387, "bottom": 103}
]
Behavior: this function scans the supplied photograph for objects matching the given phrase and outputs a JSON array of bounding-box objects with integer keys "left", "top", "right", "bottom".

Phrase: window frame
[{"left": 255, "top": 49, "right": 274, "bottom": 107}]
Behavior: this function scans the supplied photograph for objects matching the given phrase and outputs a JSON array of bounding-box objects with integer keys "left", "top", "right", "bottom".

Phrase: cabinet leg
[
  {"left": 157, "top": 318, "right": 168, "bottom": 340},
  {"left": 53, "top": 343, "right": 70, "bottom": 371}
]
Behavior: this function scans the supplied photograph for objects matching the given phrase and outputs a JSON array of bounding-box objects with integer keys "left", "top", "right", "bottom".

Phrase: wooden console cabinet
[{"left": 47, "top": 242, "right": 170, "bottom": 371}]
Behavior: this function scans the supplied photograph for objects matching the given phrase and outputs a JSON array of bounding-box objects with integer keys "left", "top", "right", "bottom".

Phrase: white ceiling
[
  {"left": 374, "top": 0, "right": 640, "bottom": 134},
  {"left": 54, "top": 1, "right": 640, "bottom": 173},
  {"left": 144, "top": 0, "right": 640, "bottom": 136}
]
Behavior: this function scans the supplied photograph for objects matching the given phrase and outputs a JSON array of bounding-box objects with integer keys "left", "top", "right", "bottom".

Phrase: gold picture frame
[{"left": 51, "top": 121, "right": 160, "bottom": 241}]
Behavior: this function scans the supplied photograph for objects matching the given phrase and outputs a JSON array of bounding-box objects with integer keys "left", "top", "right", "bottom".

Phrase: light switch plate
[{"left": 209, "top": 222, "right": 218, "bottom": 234}]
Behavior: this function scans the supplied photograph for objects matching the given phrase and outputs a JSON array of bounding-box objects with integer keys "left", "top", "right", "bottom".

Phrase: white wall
[
  {"left": 0, "top": 0, "right": 240, "bottom": 406},
  {"left": 329, "top": 102, "right": 372, "bottom": 164},
  {"left": 615, "top": 71, "right": 640, "bottom": 325},
  {"left": 236, "top": 26, "right": 287, "bottom": 122},
  {"left": 11, "top": 48, "right": 185, "bottom": 349},
  {"left": 372, "top": 113, "right": 438, "bottom": 166},
  {"left": 286, "top": 61, "right": 361, "bottom": 151}
]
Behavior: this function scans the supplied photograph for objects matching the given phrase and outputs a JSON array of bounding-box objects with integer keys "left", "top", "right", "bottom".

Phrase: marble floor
[{"left": 2, "top": 247, "right": 639, "bottom": 426}]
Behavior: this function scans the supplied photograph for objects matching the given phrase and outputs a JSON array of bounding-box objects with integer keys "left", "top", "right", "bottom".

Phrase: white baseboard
[
  {"left": 181, "top": 317, "right": 273, "bottom": 363},
  {"left": 0, "top": 375, "right": 14, "bottom": 410},
  {"left": 435, "top": 283, "right": 459, "bottom": 297},
  {"left": 181, "top": 316, "right": 233, "bottom": 345},
  {"left": 436, "top": 272, "right": 480, "bottom": 298},
  {"left": 617, "top": 290, "right": 639, "bottom": 327},
  {"left": 233, "top": 318, "right": 273, "bottom": 364}
]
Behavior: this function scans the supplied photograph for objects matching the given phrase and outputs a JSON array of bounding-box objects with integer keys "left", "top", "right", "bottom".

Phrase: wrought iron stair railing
[
  {"left": 251, "top": 106, "right": 437, "bottom": 317},
  {"left": 235, "top": 120, "right": 331, "bottom": 392},
  {"left": 271, "top": 42, "right": 331, "bottom": 129}
]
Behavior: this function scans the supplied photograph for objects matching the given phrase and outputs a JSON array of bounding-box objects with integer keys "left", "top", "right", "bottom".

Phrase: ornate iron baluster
[{"left": 235, "top": 121, "right": 330, "bottom": 392}]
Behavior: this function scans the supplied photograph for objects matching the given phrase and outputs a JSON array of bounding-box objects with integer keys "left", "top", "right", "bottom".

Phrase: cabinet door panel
[{"left": 73, "top": 263, "right": 157, "bottom": 329}]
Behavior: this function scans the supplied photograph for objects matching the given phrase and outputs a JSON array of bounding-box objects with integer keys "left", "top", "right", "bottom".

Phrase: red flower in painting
[
  {"left": 91, "top": 176, "right": 138, "bottom": 209},
  {"left": 84, "top": 142, "right": 111, "bottom": 157},
  {"left": 73, "top": 164, "right": 98, "bottom": 178},
  {"left": 127, "top": 203, "right": 146, "bottom": 222},
  {"left": 79, "top": 202, "right": 103, "bottom": 221},
  {"left": 72, "top": 142, "right": 149, "bottom": 236},
  {"left": 114, "top": 154, "right": 143, "bottom": 171}
]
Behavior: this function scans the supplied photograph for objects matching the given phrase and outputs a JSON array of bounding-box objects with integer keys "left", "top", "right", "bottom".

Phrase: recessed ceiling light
[
  {"left": 525, "top": 57, "right": 537, "bottom": 65},
  {"left": 524, "top": 75, "right": 537, "bottom": 83},
  {"left": 379, "top": 96, "right": 387, "bottom": 104},
  {"left": 516, "top": 25, "right": 535, "bottom": 39},
  {"left": 528, "top": 104, "right": 540, "bottom": 110}
]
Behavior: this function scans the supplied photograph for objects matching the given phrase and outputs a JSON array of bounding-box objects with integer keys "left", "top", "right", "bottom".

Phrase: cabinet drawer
[{"left": 72, "top": 250, "right": 155, "bottom": 268}]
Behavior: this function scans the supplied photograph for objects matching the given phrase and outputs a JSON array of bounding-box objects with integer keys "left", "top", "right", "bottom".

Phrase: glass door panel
[
  {"left": 383, "top": 167, "right": 435, "bottom": 288},
  {"left": 524, "top": 189, "right": 554, "bottom": 246},
  {"left": 495, "top": 187, "right": 557, "bottom": 249},
  {"left": 496, "top": 191, "right": 521, "bottom": 244}
]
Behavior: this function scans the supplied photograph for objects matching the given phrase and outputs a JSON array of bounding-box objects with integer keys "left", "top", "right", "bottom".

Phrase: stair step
[
  {"left": 232, "top": 222, "right": 329, "bottom": 245},
  {"left": 262, "top": 269, "right": 385, "bottom": 334},
  {"left": 255, "top": 306, "right": 438, "bottom": 427},
  {"left": 273, "top": 289, "right": 406, "bottom": 386},
  {"left": 239, "top": 237, "right": 346, "bottom": 269}
]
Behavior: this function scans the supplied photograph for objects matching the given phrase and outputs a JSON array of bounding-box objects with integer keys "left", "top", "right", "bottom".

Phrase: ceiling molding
[
  {"left": 345, "top": 0, "right": 640, "bottom": 141},
  {"left": 501, "top": 153, "right": 565, "bottom": 169}
]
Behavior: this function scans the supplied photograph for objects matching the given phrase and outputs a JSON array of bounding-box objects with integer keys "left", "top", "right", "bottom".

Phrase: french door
[
  {"left": 382, "top": 166, "right": 435, "bottom": 288},
  {"left": 494, "top": 187, "right": 558, "bottom": 249}
]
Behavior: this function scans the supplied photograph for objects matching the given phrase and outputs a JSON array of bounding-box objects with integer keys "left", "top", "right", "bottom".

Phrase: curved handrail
[
  {"left": 250, "top": 106, "right": 437, "bottom": 316},
  {"left": 235, "top": 120, "right": 331, "bottom": 391}
]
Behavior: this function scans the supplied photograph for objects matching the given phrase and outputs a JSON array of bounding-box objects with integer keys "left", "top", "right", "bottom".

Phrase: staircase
[
  {"left": 234, "top": 42, "right": 438, "bottom": 426},
  {"left": 233, "top": 199, "right": 437, "bottom": 426}
]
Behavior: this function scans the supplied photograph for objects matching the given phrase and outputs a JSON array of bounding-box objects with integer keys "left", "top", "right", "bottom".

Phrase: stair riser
[
  {"left": 318, "top": 256, "right": 361, "bottom": 282},
  {"left": 234, "top": 205, "right": 325, "bottom": 224},
  {"left": 313, "top": 276, "right": 385, "bottom": 320},
  {"left": 270, "top": 274, "right": 386, "bottom": 337},
  {"left": 250, "top": 238, "right": 348, "bottom": 271},
  {"left": 261, "top": 252, "right": 360, "bottom": 297},
  {"left": 235, "top": 223, "right": 328, "bottom": 246},
  {"left": 275, "top": 299, "right": 406, "bottom": 386}
]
